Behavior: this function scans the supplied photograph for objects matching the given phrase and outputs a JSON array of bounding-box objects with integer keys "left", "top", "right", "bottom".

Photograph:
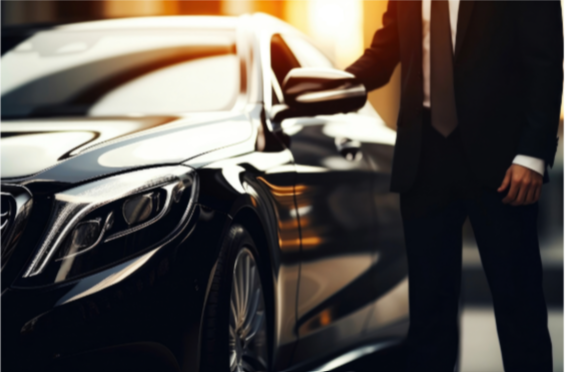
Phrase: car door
[
  {"left": 358, "top": 113, "right": 410, "bottom": 339},
  {"left": 270, "top": 34, "right": 379, "bottom": 364}
]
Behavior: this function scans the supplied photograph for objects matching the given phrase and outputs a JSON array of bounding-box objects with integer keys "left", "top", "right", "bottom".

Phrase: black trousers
[{"left": 401, "top": 110, "right": 552, "bottom": 372}]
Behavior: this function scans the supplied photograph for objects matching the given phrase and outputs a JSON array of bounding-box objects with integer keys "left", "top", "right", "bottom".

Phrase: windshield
[{"left": 1, "top": 28, "right": 239, "bottom": 119}]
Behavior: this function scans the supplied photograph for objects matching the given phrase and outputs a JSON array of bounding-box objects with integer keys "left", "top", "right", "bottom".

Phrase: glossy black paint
[
  {"left": 1, "top": 116, "right": 177, "bottom": 179},
  {"left": 2, "top": 205, "right": 228, "bottom": 371},
  {"left": 277, "top": 112, "right": 408, "bottom": 367},
  {"left": 1, "top": 14, "right": 408, "bottom": 372}
]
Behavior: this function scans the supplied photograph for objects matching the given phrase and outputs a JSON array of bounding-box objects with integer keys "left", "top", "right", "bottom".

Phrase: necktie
[{"left": 430, "top": 0, "right": 459, "bottom": 137}]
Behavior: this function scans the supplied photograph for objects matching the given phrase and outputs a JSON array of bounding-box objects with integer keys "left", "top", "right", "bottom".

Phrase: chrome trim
[
  {"left": 1, "top": 185, "right": 33, "bottom": 268},
  {"left": 296, "top": 85, "right": 366, "bottom": 104},
  {"left": 230, "top": 247, "right": 268, "bottom": 372},
  {"left": 122, "top": 193, "right": 154, "bottom": 226},
  {"left": 23, "top": 166, "right": 197, "bottom": 278},
  {"left": 105, "top": 182, "right": 178, "bottom": 242},
  {"left": 1, "top": 209, "right": 10, "bottom": 231},
  {"left": 55, "top": 212, "right": 113, "bottom": 262},
  {"left": 285, "top": 67, "right": 354, "bottom": 80},
  {"left": 56, "top": 247, "right": 160, "bottom": 305},
  {"left": 311, "top": 340, "right": 399, "bottom": 371}
]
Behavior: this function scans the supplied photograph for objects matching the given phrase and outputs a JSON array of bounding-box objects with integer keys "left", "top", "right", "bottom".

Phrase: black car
[{"left": 1, "top": 14, "right": 408, "bottom": 372}]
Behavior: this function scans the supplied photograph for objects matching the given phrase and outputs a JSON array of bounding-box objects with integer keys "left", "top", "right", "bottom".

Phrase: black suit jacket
[{"left": 346, "top": 1, "right": 563, "bottom": 193}]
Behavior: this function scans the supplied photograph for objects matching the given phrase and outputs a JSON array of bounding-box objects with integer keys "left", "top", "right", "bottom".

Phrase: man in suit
[{"left": 346, "top": 1, "right": 563, "bottom": 371}]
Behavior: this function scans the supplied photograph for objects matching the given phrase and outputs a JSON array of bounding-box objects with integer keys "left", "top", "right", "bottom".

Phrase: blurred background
[{"left": 1, "top": 1, "right": 564, "bottom": 371}]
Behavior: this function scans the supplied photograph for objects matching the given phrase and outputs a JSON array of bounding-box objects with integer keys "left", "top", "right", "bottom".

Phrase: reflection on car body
[{"left": 1, "top": 14, "right": 408, "bottom": 372}]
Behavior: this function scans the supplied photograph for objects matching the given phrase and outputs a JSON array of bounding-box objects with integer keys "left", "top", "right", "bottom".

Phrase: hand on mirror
[{"left": 497, "top": 164, "right": 543, "bottom": 206}]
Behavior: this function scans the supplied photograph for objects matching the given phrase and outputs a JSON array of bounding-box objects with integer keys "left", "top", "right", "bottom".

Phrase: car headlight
[{"left": 20, "top": 166, "right": 198, "bottom": 286}]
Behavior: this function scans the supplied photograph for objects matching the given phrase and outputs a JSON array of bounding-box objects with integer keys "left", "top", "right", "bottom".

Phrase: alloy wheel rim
[{"left": 229, "top": 248, "right": 268, "bottom": 372}]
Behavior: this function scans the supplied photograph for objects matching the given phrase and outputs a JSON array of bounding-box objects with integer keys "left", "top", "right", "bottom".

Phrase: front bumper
[{"left": 2, "top": 205, "right": 230, "bottom": 372}]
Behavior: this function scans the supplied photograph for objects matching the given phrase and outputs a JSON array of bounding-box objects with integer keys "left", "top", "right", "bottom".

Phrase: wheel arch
[
  {"left": 231, "top": 206, "right": 277, "bottom": 343},
  {"left": 196, "top": 164, "right": 299, "bottom": 370},
  {"left": 198, "top": 203, "right": 279, "bottom": 372}
]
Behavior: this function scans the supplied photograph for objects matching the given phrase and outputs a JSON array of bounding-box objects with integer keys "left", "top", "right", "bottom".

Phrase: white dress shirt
[{"left": 421, "top": 0, "right": 545, "bottom": 176}]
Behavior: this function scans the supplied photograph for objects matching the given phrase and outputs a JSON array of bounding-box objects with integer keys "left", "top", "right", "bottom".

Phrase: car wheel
[{"left": 201, "top": 224, "right": 269, "bottom": 372}]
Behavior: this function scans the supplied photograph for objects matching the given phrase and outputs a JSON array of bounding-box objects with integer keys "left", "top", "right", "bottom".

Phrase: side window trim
[
  {"left": 270, "top": 33, "right": 301, "bottom": 87},
  {"left": 280, "top": 34, "right": 335, "bottom": 69},
  {"left": 271, "top": 68, "right": 284, "bottom": 104}
]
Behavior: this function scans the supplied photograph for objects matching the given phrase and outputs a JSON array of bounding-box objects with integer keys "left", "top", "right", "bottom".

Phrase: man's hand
[{"left": 497, "top": 164, "right": 543, "bottom": 206}]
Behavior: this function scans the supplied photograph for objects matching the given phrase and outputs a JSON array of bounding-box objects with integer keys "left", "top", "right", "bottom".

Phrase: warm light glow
[
  {"left": 300, "top": 235, "right": 323, "bottom": 248},
  {"left": 101, "top": 0, "right": 364, "bottom": 69},
  {"left": 305, "top": 0, "right": 364, "bottom": 68},
  {"left": 278, "top": 236, "right": 301, "bottom": 251},
  {"left": 221, "top": 0, "right": 253, "bottom": 15},
  {"left": 283, "top": 1, "right": 310, "bottom": 35},
  {"left": 279, "top": 217, "right": 313, "bottom": 230},
  {"left": 104, "top": 0, "right": 174, "bottom": 17},
  {"left": 319, "top": 308, "right": 332, "bottom": 326},
  {"left": 283, "top": 0, "right": 364, "bottom": 68},
  {"left": 257, "top": 177, "right": 310, "bottom": 196}
]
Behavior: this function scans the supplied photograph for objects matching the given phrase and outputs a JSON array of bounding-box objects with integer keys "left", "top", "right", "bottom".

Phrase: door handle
[{"left": 335, "top": 137, "right": 362, "bottom": 161}]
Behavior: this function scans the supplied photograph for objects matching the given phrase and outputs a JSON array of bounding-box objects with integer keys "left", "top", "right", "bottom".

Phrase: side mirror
[{"left": 271, "top": 68, "right": 367, "bottom": 122}]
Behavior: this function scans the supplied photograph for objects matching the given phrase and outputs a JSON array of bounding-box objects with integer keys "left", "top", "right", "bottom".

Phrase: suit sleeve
[
  {"left": 345, "top": 0, "right": 401, "bottom": 92},
  {"left": 515, "top": 0, "right": 564, "bottom": 168}
]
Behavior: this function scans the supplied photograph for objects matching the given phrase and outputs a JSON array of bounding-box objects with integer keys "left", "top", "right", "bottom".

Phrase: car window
[
  {"left": 269, "top": 34, "right": 336, "bottom": 105},
  {"left": 270, "top": 34, "right": 300, "bottom": 88},
  {"left": 1, "top": 30, "right": 239, "bottom": 118},
  {"left": 270, "top": 68, "right": 284, "bottom": 104},
  {"left": 281, "top": 35, "right": 335, "bottom": 68}
]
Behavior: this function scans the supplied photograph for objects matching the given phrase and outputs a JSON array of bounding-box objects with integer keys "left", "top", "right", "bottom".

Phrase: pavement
[
  {"left": 330, "top": 307, "right": 563, "bottom": 372},
  {"left": 330, "top": 236, "right": 564, "bottom": 372},
  {"left": 460, "top": 307, "right": 563, "bottom": 372},
  {"left": 458, "top": 238, "right": 563, "bottom": 372}
]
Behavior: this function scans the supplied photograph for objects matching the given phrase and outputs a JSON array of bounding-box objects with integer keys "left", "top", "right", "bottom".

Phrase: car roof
[
  {"left": 48, "top": 13, "right": 301, "bottom": 35},
  {"left": 54, "top": 15, "right": 241, "bottom": 31}
]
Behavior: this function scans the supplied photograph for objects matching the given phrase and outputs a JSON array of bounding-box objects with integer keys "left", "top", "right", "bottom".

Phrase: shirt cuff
[{"left": 512, "top": 155, "right": 545, "bottom": 176}]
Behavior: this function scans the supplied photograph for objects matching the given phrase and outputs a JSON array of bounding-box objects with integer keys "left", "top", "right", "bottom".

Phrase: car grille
[
  {"left": 1, "top": 186, "right": 33, "bottom": 265},
  {"left": 1, "top": 193, "right": 15, "bottom": 252}
]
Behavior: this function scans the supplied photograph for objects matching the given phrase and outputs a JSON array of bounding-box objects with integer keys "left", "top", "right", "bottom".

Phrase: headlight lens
[{"left": 20, "top": 166, "right": 198, "bottom": 286}]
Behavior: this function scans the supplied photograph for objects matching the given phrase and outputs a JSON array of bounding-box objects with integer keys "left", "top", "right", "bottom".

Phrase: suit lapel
[{"left": 455, "top": 0, "right": 475, "bottom": 57}]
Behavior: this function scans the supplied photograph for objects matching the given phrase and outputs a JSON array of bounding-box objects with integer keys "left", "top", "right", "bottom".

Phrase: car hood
[{"left": 1, "top": 112, "right": 254, "bottom": 184}]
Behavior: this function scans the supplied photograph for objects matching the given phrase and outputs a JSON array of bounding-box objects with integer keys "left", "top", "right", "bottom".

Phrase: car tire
[{"left": 201, "top": 224, "right": 270, "bottom": 372}]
